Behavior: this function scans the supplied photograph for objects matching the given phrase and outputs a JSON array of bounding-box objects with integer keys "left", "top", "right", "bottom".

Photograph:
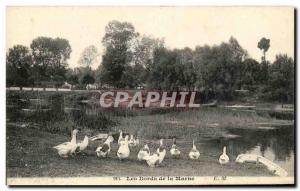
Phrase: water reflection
[{"left": 206, "top": 126, "right": 294, "bottom": 175}]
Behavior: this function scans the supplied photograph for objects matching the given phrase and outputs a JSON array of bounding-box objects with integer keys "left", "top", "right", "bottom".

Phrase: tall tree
[
  {"left": 131, "top": 35, "right": 164, "bottom": 86},
  {"left": 268, "top": 54, "right": 294, "bottom": 103},
  {"left": 78, "top": 45, "right": 99, "bottom": 68},
  {"left": 240, "top": 58, "right": 261, "bottom": 90},
  {"left": 65, "top": 69, "right": 79, "bottom": 88},
  {"left": 193, "top": 37, "right": 247, "bottom": 100},
  {"left": 148, "top": 47, "right": 184, "bottom": 90},
  {"left": 82, "top": 74, "right": 95, "bottom": 85},
  {"left": 177, "top": 47, "right": 196, "bottom": 90},
  {"left": 72, "top": 66, "right": 95, "bottom": 86},
  {"left": 30, "top": 37, "right": 71, "bottom": 89},
  {"left": 6, "top": 45, "right": 33, "bottom": 89},
  {"left": 258, "top": 37, "right": 270, "bottom": 62},
  {"left": 132, "top": 35, "right": 164, "bottom": 67},
  {"left": 100, "top": 21, "right": 138, "bottom": 88}
]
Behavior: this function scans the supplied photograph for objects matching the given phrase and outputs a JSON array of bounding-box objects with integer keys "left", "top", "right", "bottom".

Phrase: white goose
[
  {"left": 236, "top": 154, "right": 288, "bottom": 177},
  {"left": 189, "top": 140, "right": 200, "bottom": 160},
  {"left": 117, "top": 135, "right": 130, "bottom": 160},
  {"left": 170, "top": 138, "right": 181, "bottom": 157},
  {"left": 75, "top": 135, "right": 89, "bottom": 153},
  {"left": 137, "top": 144, "right": 150, "bottom": 161},
  {"left": 144, "top": 152, "right": 160, "bottom": 167},
  {"left": 118, "top": 130, "right": 124, "bottom": 145},
  {"left": 96, "top": 135, "right": 114, "bottom": 157},
  {"left": 156, "top": 139, "right": 166, "bottom": 164},
  {"left": 219, "top": 146, "right": 229, "bottom": 165},
  {"left": 53, "top": 129, "right": 79, "bottom": 158},
  {"left": 135, "top": 137, "right": 140, "bottom": 146},
  {"left": 128, "top": 135, "right": 136, "bottom": 147}
]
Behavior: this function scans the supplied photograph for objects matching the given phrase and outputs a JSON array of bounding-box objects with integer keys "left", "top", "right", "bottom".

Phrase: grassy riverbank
[
  {"left": 6, "top": 91, "right": 293, "bottom": 177},
  {"left": 113, "top": 107, "right": 290, "bottom": 140},
  {"left": 7, "top": 124, "right": 274, "bottom": 177},
  {"left": 7, "top": 107, "right": 290, "bottom": 177}
]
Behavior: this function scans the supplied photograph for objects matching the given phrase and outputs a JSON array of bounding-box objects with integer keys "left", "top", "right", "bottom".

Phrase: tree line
[{"left": 6, "top": 20, "right": 294, "bottom": 102}]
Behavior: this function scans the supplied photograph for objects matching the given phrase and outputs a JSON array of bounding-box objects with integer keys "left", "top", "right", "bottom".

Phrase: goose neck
[{"left": 70, "top": 132, "right": 77, "bottom": 144}]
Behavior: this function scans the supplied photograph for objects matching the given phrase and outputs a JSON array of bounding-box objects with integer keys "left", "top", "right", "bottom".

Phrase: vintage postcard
[{"left": 6, "top": 6, "right": 295, "bottom": 186}]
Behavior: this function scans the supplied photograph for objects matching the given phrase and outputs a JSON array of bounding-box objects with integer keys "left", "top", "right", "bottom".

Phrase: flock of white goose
[
  {"left": 52, "top": 129, "right": 288, "bottom": 177},
  {"left": 53, "top": 129, "right": 229, "bottom": 167}
]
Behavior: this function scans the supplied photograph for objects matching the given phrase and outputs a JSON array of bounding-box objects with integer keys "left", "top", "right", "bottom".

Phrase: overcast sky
[{"left": 7, "top": 6, "right": 294, "bottom": 69}]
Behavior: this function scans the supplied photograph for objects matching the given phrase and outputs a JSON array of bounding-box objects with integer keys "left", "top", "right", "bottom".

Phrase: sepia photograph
[{"left": 5, "top": 6, "right": 295, "bottom": 186}]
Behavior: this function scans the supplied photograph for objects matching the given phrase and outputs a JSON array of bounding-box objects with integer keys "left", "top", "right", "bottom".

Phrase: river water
[{"left": 202, "top": 126, "right": 294, "bottom": 176}]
